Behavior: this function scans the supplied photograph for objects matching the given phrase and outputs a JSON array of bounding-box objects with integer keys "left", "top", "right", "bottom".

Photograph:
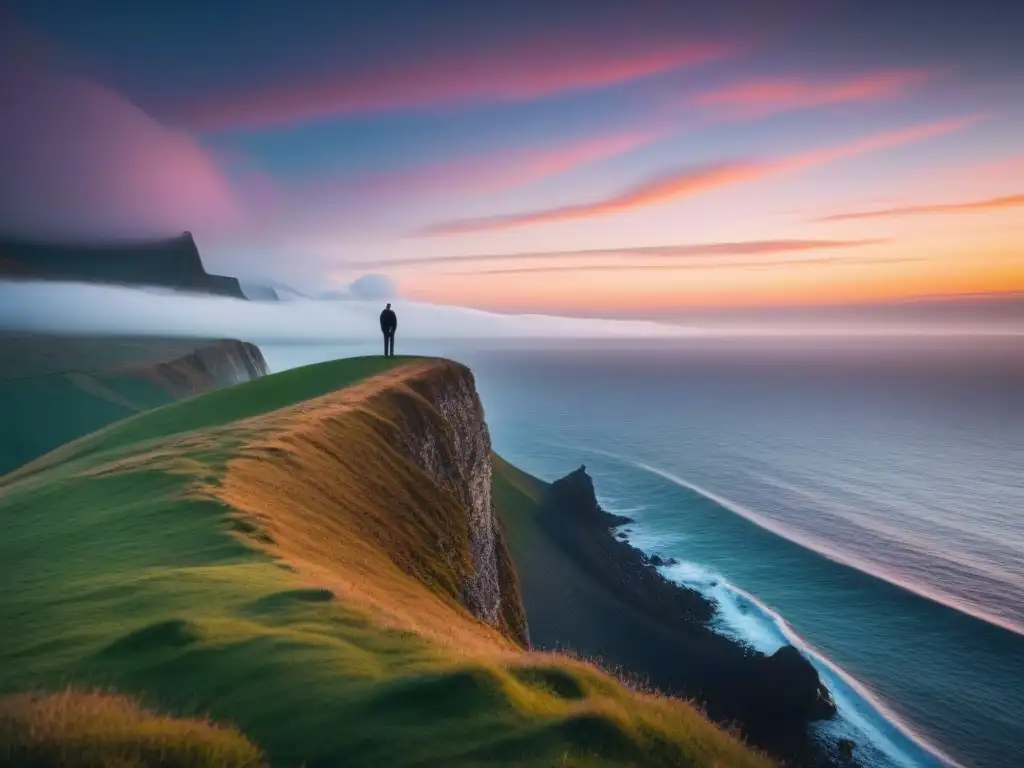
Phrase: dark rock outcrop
[
  {"left": 551, "top": 465, "right": 634, "bottom": 527},
  {"left": 547, "top": 465, "right": 713, "bottom": 624},
  {"left": 648, "top": 554, "right": 681, "bottom": 567},
  {"left": 0, "top": 231, "right": 246, "bottom": 299},
  {"left": 838, "top": 738, "right": 855, "bottom": 762},
  {"left": 238, "top": 281, "right": 281, "bottom": 301},
  {"left": 766, "top": 645, "right": 838, "bottom": 721},
  {"left": 538, "top": 464, "right": 837, "bottom": 765}
]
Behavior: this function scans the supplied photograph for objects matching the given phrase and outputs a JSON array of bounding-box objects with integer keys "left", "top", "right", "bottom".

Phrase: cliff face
[
  {"left": 399, "top": 366, "right": 501, "bottom": 626},
  {"left": 146, "top": 339, "right": 269, "bottom": 396},
  {"left": 207, "top": 358, "right": 530, "bottom": 650},
  {"left": 0, "top": 231, "right": 247, "bottom": 299},
  {"left": 0, "top": 333, "right": 268, "bottom": 476},
  {"left": 366, "top": 361, "right": 528, "bottom": 645},
  {"left": 397, "top": 364, "right": 530, "bottom": 644}
]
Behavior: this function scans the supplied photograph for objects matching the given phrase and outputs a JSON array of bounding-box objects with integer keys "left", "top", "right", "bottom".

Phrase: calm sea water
[{"left": 262, "top": 338, "right": 1024, "bottom": 768}]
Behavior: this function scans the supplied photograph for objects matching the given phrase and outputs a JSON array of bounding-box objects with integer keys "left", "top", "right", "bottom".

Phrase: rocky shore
[{"left": 537, "top": 465, "right": 841, "bottom": 765}]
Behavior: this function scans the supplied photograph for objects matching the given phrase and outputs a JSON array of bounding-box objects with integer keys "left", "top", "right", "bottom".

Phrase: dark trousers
[{"left": 383, "top": 330, "right": 395, "bottom": 357}]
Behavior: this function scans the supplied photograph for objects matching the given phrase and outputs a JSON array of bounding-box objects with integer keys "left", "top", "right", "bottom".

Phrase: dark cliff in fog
[
  {"left": 0, "top": 333, "right": 267, "bottom": 476},
  {"left": 0, "top": 231, "right": 246, "bottom": 298}
]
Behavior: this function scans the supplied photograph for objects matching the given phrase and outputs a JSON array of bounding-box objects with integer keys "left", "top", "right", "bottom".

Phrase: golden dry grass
[
  {"left": 209, "top": 360, "right": 519, "bottom": 657},
  {"left": 0, "top": 689, "right": 263, "bottom": 767},
  {"left": 0, "top": 356, "right": 774, "bottom": 767}
]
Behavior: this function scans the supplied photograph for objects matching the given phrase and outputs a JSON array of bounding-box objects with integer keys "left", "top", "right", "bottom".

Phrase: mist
[
  {"left": 0, "top": 280, "right": 684, "bottom": 343},
  {"left": 4, "top": 281, "right": 1022, "bottom": 357}
]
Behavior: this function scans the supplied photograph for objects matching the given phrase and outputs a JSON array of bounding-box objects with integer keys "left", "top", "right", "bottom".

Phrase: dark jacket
[{"left": 379, "top": 308, "right": 397, "bottom": 333}]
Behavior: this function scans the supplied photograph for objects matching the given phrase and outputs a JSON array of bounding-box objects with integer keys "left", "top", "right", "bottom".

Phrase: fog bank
[{"left": 0, "top": 280, "right": 683, "bottom": 341}]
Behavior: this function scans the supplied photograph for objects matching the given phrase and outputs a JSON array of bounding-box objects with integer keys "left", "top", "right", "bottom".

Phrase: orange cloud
[
  {"left": 417, "top": 160, "right": 764, "bottom": 235},
  {"left": 183, "top": 40, "right": 732, "bottom": 130},
  {"left": 459, "top": 255, "right": 921, "bottom": 276},
  {"left": 412, "top": 252, "right": 1024, "bottom": 313},
  {"left": 818, "top": 193, "right": 1024, "bottom": 221},
  {"left": 692, "top": 70, "right": 931, "bottom": 118},
  {"left": 779, "top": 116, "right": 983, "bottom": 172},
  {"left": 353, "top": 238, "right": 885, "bottom": 269},
  {"left": 417, "top": 116, "right": 981, "bottom": 236}
]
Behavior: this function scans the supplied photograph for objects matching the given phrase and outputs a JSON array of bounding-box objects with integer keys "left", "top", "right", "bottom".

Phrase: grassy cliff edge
[{"left": 0, "top": 356, "right": 770, "bottom": 767}]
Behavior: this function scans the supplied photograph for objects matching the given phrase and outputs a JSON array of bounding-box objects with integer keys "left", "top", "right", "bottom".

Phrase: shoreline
[
  {"left": 509, "top": 464, "right": 841, "bottom": 766},
  {"left": 652, "top": 554, "right": 964, "bottom": 768},
  {"left": 533, "top": 436, "right": 1024, "bottom": 642},
  {"left": 627, "top": 456, "right": 1024, "bottom": 640},
  {"left": 594, "top": 466, "right": 968, "bottom": 768}
]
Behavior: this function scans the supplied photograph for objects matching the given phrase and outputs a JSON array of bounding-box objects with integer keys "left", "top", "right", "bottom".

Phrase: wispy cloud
[
  {"left": 350, "top": 128, "right": 667, "bottom": 198},
  {"left": 691, "top": 69, "right": 931, "bottom": 118},
  {"left": 817, "top": 193, "right": 1024, "bottom": 222},
  {"left": 461, "top": 255, "right": 923, "bottom": 276},
  {"left": 350, "top": 238, "right": 886, "bottom": 270},
  {"left": 416, "top": 161, "right": 764, "bottom": 235},
  {"left": 416, "top": 116, "right": 981, "bottom": 236},
  {"left": 181, "top": 40, "right": 732, "bottom": 130}
]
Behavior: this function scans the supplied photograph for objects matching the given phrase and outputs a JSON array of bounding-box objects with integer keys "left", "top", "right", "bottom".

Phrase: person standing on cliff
[{"left": 380, "top": 303, "right": 397, "bottom": 357}]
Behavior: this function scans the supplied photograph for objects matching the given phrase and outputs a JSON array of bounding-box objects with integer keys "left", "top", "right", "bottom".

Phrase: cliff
[
  {"left": 496, "top": 460, "right": 838, "bottom": 766},
  {"left": 392, "top": 363, "right": 521, "bottom": 637},
  {"left": 0, "top": 231, "right": 246, "bottom": 298},
  {"left": 238, "top": 281, "right": 281, "bottom": 301},
  {"left": 0, "top": 356, "right": 771, "bottom": 767},
  {"left": 0, "top": 332, "right": 268, "bottom": 476}
]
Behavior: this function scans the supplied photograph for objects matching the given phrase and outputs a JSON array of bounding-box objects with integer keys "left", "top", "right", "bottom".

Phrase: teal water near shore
[{"left": 262, "top": 339, "right": 1024, "bottom": 768}]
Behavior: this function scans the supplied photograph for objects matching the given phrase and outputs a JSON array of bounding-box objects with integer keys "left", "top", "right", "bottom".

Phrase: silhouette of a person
[{"left": 380, "top": 303, "right": 397, "bottom": 357}]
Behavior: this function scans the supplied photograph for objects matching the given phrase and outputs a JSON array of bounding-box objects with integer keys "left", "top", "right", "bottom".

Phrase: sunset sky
[{"left": 1, "top": 0, "right": 1022, "bottom": 322}]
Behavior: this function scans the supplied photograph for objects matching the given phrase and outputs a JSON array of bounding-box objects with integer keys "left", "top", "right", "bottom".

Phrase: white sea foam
[
  {"left": 588, "top": 447, "right": 1024, "bottom": 638},
  {"left": 667, "top": 557, "right": 956, "bottom": 767},
  {"left": 579, "top": 446, "right": 968, "bottom": 768}
]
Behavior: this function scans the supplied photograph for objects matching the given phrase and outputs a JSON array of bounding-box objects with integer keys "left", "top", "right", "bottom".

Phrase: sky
[{"left": 1, "top": 0, "right": 1022, "bottom": 326}]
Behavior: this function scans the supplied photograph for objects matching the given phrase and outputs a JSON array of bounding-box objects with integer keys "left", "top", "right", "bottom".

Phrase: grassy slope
[
  {"left": 0, "top": 690, "right": 263, "bottom": 768},
  {"left": 0, "top": 357, "right": 771, "bottom": 768},
  {"left": 0, "top": 334, "right": 262, "bottom": 477}
]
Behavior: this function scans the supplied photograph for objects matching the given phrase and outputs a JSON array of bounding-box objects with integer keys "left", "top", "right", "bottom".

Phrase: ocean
[{"left": 261, "top": 337, "right": 1024, "bottom": 768}]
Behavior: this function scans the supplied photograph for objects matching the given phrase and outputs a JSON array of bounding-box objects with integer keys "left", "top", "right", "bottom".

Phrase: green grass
[
  {"left": 0, "top": 357, "right": 771, "bottom": 767},
  {"left": 14, "top": 356, "right": 415, "bottom": 473},
  {"left": 0, "top": 335, "right": 276, "bottom": 477},
  {"left": 0, "top": 373, "right": 167, "bottom": 477}
]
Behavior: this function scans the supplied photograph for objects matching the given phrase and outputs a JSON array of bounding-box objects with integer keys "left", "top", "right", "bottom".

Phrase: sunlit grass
[
  {"left": 0, "top": 689, "right": 264, "bottom": 767},
  {"left": 0, "top": 356, "right": 772, "bottom": 767}
]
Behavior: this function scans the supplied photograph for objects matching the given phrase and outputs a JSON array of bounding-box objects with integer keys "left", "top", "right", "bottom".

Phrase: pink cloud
[
  {"left": 0, "top": 60, "right": 242, "bottom": 240},
  {"left": 417, "top": 161, "right": 764, "bottom": 235},
  {"left": 777, "top": 115, "right": 983, "bottom": 172},
  {"left": 351, "top": 128, "right": 668, "bottom": 198},
  {"left": 462, "top": 254, "right": 921, "bottom": 276},
  {"left": 817, "top": 193, "right": 1024, "bottom": 222},
  {"left": 417, "top": 116, "right": 980, "bottom": 235},
  {"left": 181, "top": 40, "right": 733, "bottom": 130},
  {"left": 691, "top": 70, "right": 932, "bottom": 118},
  {"left": 349, "top": 238, "right": 886, "bottom": 270}
]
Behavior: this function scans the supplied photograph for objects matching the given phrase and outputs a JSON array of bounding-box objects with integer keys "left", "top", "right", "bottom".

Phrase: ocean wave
[
  {"left": 601, "top": 504, "right": 648, "bottom": 516},
  {"left": 583, "top": 445, "right": 1024, "bottom": 639},
  {"left": 658, "top": 557, "right": 962, "bottom": 768},
  {"left": 575, "top": 447, "right": 970, "bottom": 768}
]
